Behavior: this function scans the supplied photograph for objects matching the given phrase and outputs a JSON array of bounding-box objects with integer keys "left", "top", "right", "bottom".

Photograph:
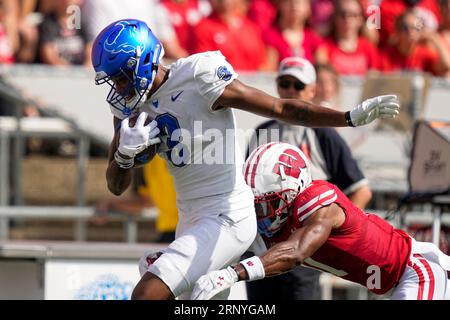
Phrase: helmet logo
[
  {"left": 272, "top": 149, "right": 306, "bottom": 179},
  {"left": 104, "top": 21, "right": 146, "bottom": 55}
]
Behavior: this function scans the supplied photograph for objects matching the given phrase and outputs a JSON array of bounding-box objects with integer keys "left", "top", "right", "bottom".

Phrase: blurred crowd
[{"left": 0, "top": 0, "right": 449, "bottom": 78}]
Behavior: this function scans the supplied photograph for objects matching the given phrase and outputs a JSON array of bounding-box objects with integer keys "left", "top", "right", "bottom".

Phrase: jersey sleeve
[
  {"left": 194, "top": 51, "right": 238, "bottom": 110},
  {"left": 295, "top": 182, "right": 338, "bottom": 224}
]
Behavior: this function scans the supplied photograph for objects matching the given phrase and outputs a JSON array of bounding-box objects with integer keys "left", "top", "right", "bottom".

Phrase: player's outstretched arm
[
  {"left": 215, "top": 79, "right": 400, "bottom": 127},
  {"left": 191, "top": 205, "right": 342, "bottom": 300}
]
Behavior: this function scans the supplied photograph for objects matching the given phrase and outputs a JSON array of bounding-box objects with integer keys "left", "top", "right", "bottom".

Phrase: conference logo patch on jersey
[
  {"left": 272, "top": 149, "right": 307, "bottom": 179},
  {"left": 152, "top": 99, "right": 159, "bottom": 108},
  {"left": 217, "top": 66, "right": 232, "bottom": 81}
]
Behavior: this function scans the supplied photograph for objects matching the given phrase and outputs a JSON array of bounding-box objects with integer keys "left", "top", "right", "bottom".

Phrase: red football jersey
[{"left": 261, "top": 180, "right": 412, "bottom": 294}]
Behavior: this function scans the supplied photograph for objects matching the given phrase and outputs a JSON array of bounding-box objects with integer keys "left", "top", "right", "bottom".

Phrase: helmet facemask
[
  {"left": 95, "top": 44, "right": 162, "bottom": 117},
  {"left": 244, "top": 142, "right": 313, "bottom": 238},
  {"left": 255, "top": 189, "right": 297, "bottom": 238}
]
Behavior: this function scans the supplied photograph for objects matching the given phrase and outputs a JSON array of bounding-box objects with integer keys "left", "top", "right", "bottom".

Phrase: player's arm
[
  {"left": 106, "top": 117, "right": 132, "bottom": 195},
  {"left": 249, "top": 205, "right": 338, "bottom": 277},
  {"left": 191, "top": 204, "right": 344, "bottom": 300},
  {"left": 106, "top": 113, "right": 160, "bottom": 196},
  {"left": 214, "top": 79, "right": 400, "bottom": 127}
]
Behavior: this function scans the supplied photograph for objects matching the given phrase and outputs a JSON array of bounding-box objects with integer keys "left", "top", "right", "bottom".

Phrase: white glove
[
  {"left": 118, "top": 112, "right": 160, "bottom": 158},
  {"left": 138, "top": 250, "right": 164, "bottom": 277},
  {"left": 191, "top": 266, "right": 238, "bottom": 300},
  {"left": 349, "top": 95, "right": 400, "bottom": 127}
]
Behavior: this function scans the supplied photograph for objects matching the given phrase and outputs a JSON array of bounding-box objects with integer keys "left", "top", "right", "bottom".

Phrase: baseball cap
[{"left": 278, "top": 57, "right": 316, "bottom": 85}]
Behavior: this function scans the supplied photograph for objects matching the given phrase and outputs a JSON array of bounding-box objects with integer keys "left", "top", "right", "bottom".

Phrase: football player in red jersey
[{"left": 191, "top": 142, "right": 450, "bottom": 300}]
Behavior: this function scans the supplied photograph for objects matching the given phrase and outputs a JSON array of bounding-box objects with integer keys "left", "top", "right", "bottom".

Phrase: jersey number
[
  {"left": 155, "top": 113, "right": 186, "bottom": 167},
  {"left": 303, "top": 257, "right": 348, "bottom": 277}
]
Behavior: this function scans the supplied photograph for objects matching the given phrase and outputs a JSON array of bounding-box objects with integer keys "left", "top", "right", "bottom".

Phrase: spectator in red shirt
[
  {"left": 439, "top": 0, "right": 450, "bottom": 77},
  {"left": 379, "top": 0, "right": 441, "bottom": 47},
  {"left": 161, "top": 0, "right": 211, "bottom": 52},
  {"left": 191, "top": 0, "right": 268, "bottom": 71},
  {"left": 263, "top": 0, "right": 324, "bottom": 70},
  {"left": 316, "top": 0, "right": 380, "bottom": 76},
  {"left": 310, "top": 0, "right": 335, "bottom": 37},
  {"left": 247, "top": 0, "right": 276, "bottom": 32},
  {"left": 380, "top": 9, "right": 450, "bottom": 76},
  {"left": 0, "top": 1, "right": 15, "bottom": 64}
]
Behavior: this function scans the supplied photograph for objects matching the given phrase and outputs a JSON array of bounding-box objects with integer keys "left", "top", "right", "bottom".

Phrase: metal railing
[{"left": 0, "top": 206, "right": 157, "bottom": 243}]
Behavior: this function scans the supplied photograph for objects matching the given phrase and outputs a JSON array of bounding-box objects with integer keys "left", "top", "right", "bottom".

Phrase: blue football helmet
[{"left": 91, "top": 19, "right": 164, "bottom": 117}]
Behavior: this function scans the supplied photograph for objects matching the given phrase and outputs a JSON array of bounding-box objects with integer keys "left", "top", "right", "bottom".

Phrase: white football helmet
[{"left": 244, "top": 142, "right": 312, "bottom": 237}]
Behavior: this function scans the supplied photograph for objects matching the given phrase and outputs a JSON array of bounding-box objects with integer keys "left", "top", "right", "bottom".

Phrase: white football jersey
[{"left": 110, "top": 51, "right": 253, "bottom": 214}]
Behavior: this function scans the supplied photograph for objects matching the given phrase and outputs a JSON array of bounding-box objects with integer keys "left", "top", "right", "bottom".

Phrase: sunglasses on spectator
[{"left": 278, "top": 79, "right": 307, "bottom": 91}]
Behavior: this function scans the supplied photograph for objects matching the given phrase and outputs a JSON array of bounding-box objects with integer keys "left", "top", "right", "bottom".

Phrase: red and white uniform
[{"left": 260, "top": 180, "right": 450, "bottom": 299}]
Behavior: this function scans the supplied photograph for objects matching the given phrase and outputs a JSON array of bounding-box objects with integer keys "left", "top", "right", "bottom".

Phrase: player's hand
[
  {"left": 118, "top": 112, "right": 160, "bottom": 158},
  {"left": 138, "top": 250, "right": 164, "bottom": 277},
  {"left": 349, "top": 95, "right": 400, "bottom": 126},
  {"left": 191, "top": 267, "right": 238, "bottom": 300}
]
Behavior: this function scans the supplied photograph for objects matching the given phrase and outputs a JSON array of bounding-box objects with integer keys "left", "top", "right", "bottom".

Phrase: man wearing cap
[{"left": 246, "top": 57, "right": 373, "bottom": 300}]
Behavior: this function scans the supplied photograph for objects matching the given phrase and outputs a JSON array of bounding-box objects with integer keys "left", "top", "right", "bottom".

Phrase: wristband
[
  {"left": 239, "top": 256, "right": 265, "bottom": 281},
  {"left": 345, "top": 111, "right": 355, "bottom": 127},
  {"left": 114, "top": 150, "right": 134, "bottom": 169}
]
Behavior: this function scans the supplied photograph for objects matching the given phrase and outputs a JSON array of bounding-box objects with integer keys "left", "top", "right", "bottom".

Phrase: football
[
  {"left": 127, "top": 115, "right": 160, "bottom": 168},
  {"left": 133, "top": 143, "right": 159, "bottom": 168}
]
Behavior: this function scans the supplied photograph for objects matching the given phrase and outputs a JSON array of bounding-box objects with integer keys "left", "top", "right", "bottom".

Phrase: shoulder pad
[{"left": 293, "top": 181, "right": 338, "bottom": 222}]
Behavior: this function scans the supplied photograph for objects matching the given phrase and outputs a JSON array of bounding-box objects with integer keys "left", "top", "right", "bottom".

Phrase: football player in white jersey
[{"left": 91, "top": 19, "right": 400, "bottom": 300}]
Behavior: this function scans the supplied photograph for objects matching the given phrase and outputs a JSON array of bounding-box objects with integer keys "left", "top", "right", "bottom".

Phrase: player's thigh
[
  {"left": 149, "top": 213, "right": 256, "bottom": 297},
  {"left": 131, "top": 271, "right": 174, "bottom": 300},
  {"left": 392, "top": 256, "right": 447, "bottom": 300}
]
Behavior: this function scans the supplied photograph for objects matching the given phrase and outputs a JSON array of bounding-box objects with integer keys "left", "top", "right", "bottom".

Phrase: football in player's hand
[{"left": 127, "top": 115, "right": 160, "bottom": 168}]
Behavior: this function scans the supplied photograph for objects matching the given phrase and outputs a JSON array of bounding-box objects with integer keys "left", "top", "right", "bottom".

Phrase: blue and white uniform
[{"left": 112, "top": 51, "right": 256, "bottom": 298}]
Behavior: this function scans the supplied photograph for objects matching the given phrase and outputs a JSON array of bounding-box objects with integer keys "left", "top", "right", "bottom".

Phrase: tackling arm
[
  {"left": 236, "top": 205, "right": 339, "bottom": 279},
  {"left": 215, "top": 79, "right": 399, "bottom": 127},
  {"left": 191, "top": 204, "right": 345, "bottom": 299}
]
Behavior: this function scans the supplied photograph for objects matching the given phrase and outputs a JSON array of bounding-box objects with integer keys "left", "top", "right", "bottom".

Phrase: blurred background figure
[
  {"left": 191, "top": 0, "right": 267, "bottom": 71},
  {"left": 15, "top": 0, "right": 43, "bottom": 63},
  {"left": 246, "top": 57, "right": 372, "bottom": 300},
  {"left": 313, "top": 63, "right": 341, "bottom": 108},
  {"left": 160, "top": 0, "right": 211, "bottom": 54},
  {"left": 39, "top": 0, "right": 90, "bottom": 66},
  {"left": 310, "top": 0, "right": 334, "bottom": 37},
  {"left": 380, "top": 9, "right": 450, "bottom": 76},
  {"left": 263, "top": 0, "right": 324, "bottom": 70},
  {"left": 316, "top": 0, "right": 380, "bottom": 76},
  {"left": 438, "top": 0, "right": 450, "bottom": 77},
  {"left": 379, "top": 0, "right": 440, "bottom": 47},
  {"left": 82, "top": 0, "right": 188, "bottom": 61},
  {"left": 0, "top": 0, "right": 17, "bottom": 64},
  {"left": 246, "top": 0, "right": 276, "bottom": 32}
]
